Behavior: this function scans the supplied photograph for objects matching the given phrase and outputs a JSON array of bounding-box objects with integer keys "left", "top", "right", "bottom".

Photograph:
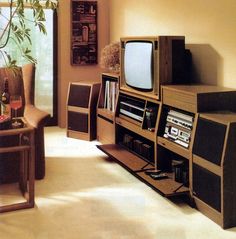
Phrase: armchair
[{"left": 0, "top": 63, "right": 50, "bottom": 183}]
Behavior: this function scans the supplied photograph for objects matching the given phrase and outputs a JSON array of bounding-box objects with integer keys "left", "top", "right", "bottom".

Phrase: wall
[
  {"left": 58, "top": 0, "right": 109, "bottom": 127},
  {"left": 58, "top": 0, "right": 236, "bottom": 127},
  {"left": 109, "top": 0, "right": 236, "bottom": 87}
]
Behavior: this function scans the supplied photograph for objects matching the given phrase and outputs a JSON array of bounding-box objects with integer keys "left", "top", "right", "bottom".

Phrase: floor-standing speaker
[
  {"left": 67, "top": 82, "right": 100, "bottom": 141},
  {"left": 192, "top": 112, "right": 236, "bottom": 229}
]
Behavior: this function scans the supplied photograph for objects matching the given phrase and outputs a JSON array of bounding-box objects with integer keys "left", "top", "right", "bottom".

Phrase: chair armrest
[{"left": 24, "top": 104, "right": 50, "bottom": 128}]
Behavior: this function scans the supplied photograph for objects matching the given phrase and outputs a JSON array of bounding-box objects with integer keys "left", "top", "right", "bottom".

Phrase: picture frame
[{"left": 71, "top": 0, "right": 97, "bottom": 65}]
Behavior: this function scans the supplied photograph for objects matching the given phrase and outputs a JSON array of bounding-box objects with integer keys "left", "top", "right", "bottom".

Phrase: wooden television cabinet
[{"left": 97, "top": 81, "right": 236, "bottom": 229}]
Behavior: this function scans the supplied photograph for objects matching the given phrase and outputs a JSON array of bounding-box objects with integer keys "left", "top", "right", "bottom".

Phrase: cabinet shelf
[
  {"left": 138, "top": 171, "right": 189, "bottom": 197},
  {"left": 116, "top": 117, "right": 156, "bottom": 142},
  {"left": 97, "top": 144, "right": 189, "bottom": 197},
  {"left": 97, "top": 144, "right": 152, "bottom": 171},
  {"left": 193, "top": 154, "right": 221, "bottom": 176},
  {"left": 97, "top": 108, "right": 115, "bottom": 122},
  {"left": 157, "top": 136, "right": 191, "bottom": 160}
]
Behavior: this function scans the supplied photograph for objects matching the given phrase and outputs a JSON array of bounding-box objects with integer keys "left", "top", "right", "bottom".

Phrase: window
[{"left": 0, "top": 5, "right": 57, "bottom": 125}]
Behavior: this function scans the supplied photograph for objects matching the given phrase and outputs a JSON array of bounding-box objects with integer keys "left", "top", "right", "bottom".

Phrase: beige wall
[
  {"left": 58, "top": 0, "right": 236, "bottom": 127},
  {"left": 58, "top": 0, "right": 109, "bottom": 127},
  {"left": 109, "top": 0, "right": 236, "bottom": 87}
]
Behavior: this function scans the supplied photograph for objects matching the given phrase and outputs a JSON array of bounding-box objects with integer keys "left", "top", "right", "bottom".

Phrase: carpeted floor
[{"left": 0, "top": 127, "right": 236, "bottom": 239}]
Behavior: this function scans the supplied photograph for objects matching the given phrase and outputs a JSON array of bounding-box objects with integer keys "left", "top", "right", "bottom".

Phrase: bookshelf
[{"left": 97, "top": 73, "right": 119, "bottom": 144}]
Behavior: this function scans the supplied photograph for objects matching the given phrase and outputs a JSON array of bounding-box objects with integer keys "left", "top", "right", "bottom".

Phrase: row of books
[{"left": 104, "top": 80, "right": 119, "bottom": 112}]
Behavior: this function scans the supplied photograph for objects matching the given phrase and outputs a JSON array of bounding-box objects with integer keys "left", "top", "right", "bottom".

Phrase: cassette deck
[{"left": 164, "top": 109, "right": 193, "bottom": 148}]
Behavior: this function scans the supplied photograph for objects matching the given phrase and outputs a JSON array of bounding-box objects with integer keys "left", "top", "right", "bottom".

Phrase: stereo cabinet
[
  {"left": 97, "top": 83, "right": 236, "bottom": 228},
  {"left": 98, "top": 89, "right": 191, "bottom": 197},
  {"left": 67, "top": 81, "right": 100, "bottom": 141}
]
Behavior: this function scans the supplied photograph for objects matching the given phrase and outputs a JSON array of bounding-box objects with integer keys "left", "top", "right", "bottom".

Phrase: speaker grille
[
  {"left": 68, "top": 111, "right": 88, "bottom": 133},
  {"left": 193, "top": 118, "right": 226, "bottom": 165},
  {"left": 68, "top": 84, "right": 91, "bottom": 108},
  {"left": 193, "top": 163, "right": 221, "bottom": 212}
]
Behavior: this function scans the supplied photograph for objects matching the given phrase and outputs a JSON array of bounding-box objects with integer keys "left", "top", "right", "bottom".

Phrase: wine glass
[{"left": 10, "top": 95, "right": 22, "bottom": 127}]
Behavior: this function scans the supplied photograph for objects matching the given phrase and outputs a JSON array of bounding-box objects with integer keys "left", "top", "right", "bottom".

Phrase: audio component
[
  {"left": 119, "top": 101, "right": 144, "bottom": 122},
  {"left": 164, "top": 109, "right": 193, "bottom": 148},
  {"left": 67, "top": 82, "right": 100, "bottom": 141},
  {"left": 167, "top": 110, "right": 193, "bottom": 130},
  {"left": 119, "top": 94, "right": 145, "bottom": 122}
]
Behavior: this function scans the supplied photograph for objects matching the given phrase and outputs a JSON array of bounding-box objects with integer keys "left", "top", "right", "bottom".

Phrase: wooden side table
[{"left": 0, "top": 118, "right": 35, "bottom": 213}]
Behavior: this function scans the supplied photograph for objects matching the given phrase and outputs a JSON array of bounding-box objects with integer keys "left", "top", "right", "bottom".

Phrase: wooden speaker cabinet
[
  {"left": 192, "top": 112, "right": 236, "bottom": 229},
  {"left": 67, "top": 81, "right": 100, "bottom": 141}
]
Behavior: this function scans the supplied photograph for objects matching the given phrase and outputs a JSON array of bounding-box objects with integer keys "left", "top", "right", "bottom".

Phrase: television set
[{"left": 120, "top": 36, "right": 186, "bottom": 100}]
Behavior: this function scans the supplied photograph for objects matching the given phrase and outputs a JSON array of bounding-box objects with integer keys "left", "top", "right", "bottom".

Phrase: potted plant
[
  {"left": 100, "top": 42, "right": 120, "bottom": 73},
  {"left": 0, "top": 0, "right": 58, "bottom": 109}
]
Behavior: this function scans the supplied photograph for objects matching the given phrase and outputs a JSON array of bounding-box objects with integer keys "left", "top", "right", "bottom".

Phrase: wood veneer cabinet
[
  {"left": 162, "top": 84, "right": 236, "bottom": 113},
  {"left": 192, "top": 112, "right": 236, "bottom": 229},
  {"left": 97, "top": 84, "right": 236, "bottom": 228},
  {"left": 97, "top": 73, "right": 119, "bottom": 144},
  {"left": 98, "top": 90, "right": 189, "bottom": 197},
  {"left": 160, "top": 85, "right": 236, "bottom": 228},
  {"left": 67, "top": 81, "right": 100, "bottom": 141}
]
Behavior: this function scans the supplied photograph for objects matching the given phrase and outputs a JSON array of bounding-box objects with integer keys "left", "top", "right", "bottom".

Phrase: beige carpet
[{"left": 1, "top": 127, "right": 236, "bottom": 239}]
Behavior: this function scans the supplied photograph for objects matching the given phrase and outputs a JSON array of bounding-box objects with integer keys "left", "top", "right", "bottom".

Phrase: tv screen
[{"left": 124, "top": 41, "right": 153, "bottom": 91}]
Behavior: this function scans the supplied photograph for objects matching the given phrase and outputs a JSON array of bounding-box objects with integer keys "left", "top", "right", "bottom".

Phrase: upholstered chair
[{"left": 0, "top": 63, "right": 50, "bottom": 182}]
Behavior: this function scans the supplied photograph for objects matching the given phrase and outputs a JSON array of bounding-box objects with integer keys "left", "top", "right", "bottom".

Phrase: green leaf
[{"left": 0, "top": 0, "right": 58, "bottom": 66}]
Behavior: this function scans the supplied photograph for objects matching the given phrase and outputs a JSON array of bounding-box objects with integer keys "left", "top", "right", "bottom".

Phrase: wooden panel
[
  {"left": 96, "top": 73, "right": 119, "bottom": 144},
  {"left": 97, "top": 108, "right": 114, "bottom": 122},
  {"left": 162, "top": 87, "right": 196, "bottom": 112},
  {"left": 138, "top": 171, "right": 189, "bottom": 197},
  {"left": 97, "top": 116, "right": 115, "bottom": 144},
  {"left": 162, "top": 85, "right": 236, "bottom": 113},
  {"left": 97, "top": 144, "right": 189, "bottom": 197},
  {"left": 157, "top": 136, "right": 191, "bottom": 160},
  {"left": 199, "top": 112, "right": 236, "bottom": 124},
  {"left": 222, "top": 122, "right": 236, "bottom": 229},
  {"left": 116, "top": 117, "right": 156, "bottom": 142},
  {"left": 193, "top": 155, "right": 221, "bottom": 176},
  {"left": 67, "top": 130, "right": 91, "bottom": 141},
  {"left": 67, "top": 105, "right": 89, "bottom": 114},
  {"left": 97, "top": 144, "right": 149, "bottom": 171},
  {"left": 194, "top": 197, "right": 222, "bottom": 227}
]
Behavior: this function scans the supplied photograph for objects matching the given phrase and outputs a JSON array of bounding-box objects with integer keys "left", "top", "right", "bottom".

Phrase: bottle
[{"left": 1, "top": 78, "right": 11, "bottom": 118}]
